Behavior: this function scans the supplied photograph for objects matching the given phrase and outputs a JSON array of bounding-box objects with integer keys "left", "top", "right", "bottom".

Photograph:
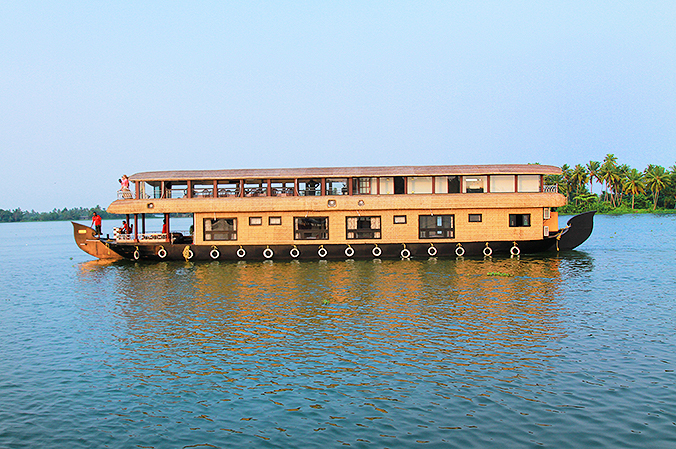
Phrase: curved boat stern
[
  {"left": 556, "top": 211, "right": 596, "bottom": 251},
  {"left": 72, "top": 222, "right": 123, "bottom": 260}
]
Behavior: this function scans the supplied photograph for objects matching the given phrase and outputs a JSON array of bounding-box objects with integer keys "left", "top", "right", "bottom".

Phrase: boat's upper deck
[{"left": 108, "top": 164, "right": 564, "bottom": 214}]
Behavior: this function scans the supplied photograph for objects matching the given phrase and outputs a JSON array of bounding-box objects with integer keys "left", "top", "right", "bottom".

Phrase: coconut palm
[
  {"left": 560, "top": 164, "right": 573, "bottom": 201},
  {"left": 645, "top": 165, "right": 669, "bottom": 210},
  {"left": 570, "top": 164, "right": 589, "bottom": 204},
  {"left": 622, "top": 168, "right": 645, "bottom": 209},
  {"left": 586, "top": 160, "right": 600, "bottom": 194},
  {"left": 599, "top": 154, "right": 618, "bottom": 203}
]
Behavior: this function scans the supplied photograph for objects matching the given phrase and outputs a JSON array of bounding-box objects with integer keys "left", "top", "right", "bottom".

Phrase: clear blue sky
[{"left": 2, "top": 1, "right": 675, "bottom": 211}]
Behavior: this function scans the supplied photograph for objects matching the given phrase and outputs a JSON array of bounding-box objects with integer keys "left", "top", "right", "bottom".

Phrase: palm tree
[
  {"left": 586, "top": 160, "right": 601, "bottom": 194},
  {"left": 560, "top": 164, "right": 573, "bottom": 201},
  {"left": 599, "top": 154, "right": 617, "bottom": 203},
  {"left": 645, "top": 165, "right": 669, "bottom": 210},
  {"left": 622, "top": 168, "right": 645, "bottom": 209},
  {"left": 570, "top": 164, "right": 589, "bottom": 204}
]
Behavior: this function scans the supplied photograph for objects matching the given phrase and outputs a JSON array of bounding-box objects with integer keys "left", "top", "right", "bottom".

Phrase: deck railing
[{"left": 543, "top": 185, "right": 558, "bottom": 193}]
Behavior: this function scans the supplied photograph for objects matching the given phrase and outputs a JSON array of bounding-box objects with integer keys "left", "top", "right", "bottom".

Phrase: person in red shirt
[{"left": 91, "top": 212, "right": 102, "bottom": 236}]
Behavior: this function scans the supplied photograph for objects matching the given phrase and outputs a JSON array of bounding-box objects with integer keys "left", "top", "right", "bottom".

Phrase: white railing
[
  {"left": 543, "top": 185, "right": 558, "bottom": 193},
  {"left": 117, "top": 189, "right": 134, "bottom": 199},
  {"left": 115, "top": 233, "right": 167, "bottom": 242}
]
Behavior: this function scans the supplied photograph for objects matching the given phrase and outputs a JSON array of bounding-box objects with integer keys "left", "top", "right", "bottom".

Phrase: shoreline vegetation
[
  {"left": 546, "top": 154, "right": 675, "bottom": 215},
  {"left": 1, "top": 155, "right": 674, "bottom": 223}
]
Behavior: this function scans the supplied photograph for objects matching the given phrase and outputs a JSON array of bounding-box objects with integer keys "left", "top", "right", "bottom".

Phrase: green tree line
[
  {"left": 0, "top": 206, "right": 123, "bottom": 223},
  {"left": 546, "top": 154, "right": 676, "bottom": 214}
]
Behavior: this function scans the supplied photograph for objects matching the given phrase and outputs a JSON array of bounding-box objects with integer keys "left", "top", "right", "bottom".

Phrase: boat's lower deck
[{"left": 107, "top": 238, "right": 557, "bottom": 261}]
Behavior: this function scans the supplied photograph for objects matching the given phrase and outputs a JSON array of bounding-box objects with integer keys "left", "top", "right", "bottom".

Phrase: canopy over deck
[{"left": 129, "top": 164, "right": 561, "bottom": 182}]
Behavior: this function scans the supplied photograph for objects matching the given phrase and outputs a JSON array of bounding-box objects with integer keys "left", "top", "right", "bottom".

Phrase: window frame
[
  {"left": 294, "top": 217, "right": 329, "bottom": 240},
  {"left": 509, "top": 214, "right": 531, "bottom": 227},
  {"left": 203, "top": 218, "right": 237, "bottom": 241},
  {"left": 418, "top": 215, "right": 455, "bottom": 239},
  {"left": 346, "top": 216, "right": 382, "bottom": 239},
  {"left": 468, "top": 214, "right": 482, "bottom": 222}
]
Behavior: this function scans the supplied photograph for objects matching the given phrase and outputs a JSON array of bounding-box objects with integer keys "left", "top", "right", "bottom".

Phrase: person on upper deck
[
  {"left": 121, "top": 220, "right": 132, "bottom": 234},
  {"left": 119, "top": 175, "right": 132, "bottom": 199}
]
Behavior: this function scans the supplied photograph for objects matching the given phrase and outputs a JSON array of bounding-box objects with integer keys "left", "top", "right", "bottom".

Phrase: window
[
  {"left": 394, "top": 215, "right": 407, "bottom": 224},
  {"left": 269, "top": 216, "right": 282, "bottom": 225},
  {"left": 407, "top": 177, "right": 433, "bottom": 194},
  {"left": 468, "top": 214, "right": 482, "bottom": 222},
  {"left": 419, "top": 215, "right": 454, "bottom": 238},
  {"left": 249, "top": 217, "right": 262, "bottom": 226},
  {"left": 490, "top": 175, "right": 515, "bottom": 193},
  {"left": 518, "top": 175, "right": 540, "bottom": 192},
  {"left": 352, "top": 177, "right": 374, "bottom": 194},
  {"left": 270, "top": 180, "right": 295, "bottom": 196},
  {"left": 509, "top": 214, "right": 531, "bottom": 227},
  {"left": 326, "top": 178, "right": 349, "bottom": 195},
  {"left": 346, "top": 216, "right": 381, "bottom": 239},
  {"left": 447, "top": 176, "right": 461, "bottom": 193},
  {"left": 294, "top": 217, "right": 328, "bottom": 240},
  {"left": 298, "top": 179, "right": 321, "bottom": 196},
  {"left": 204, "top": 218, "right": 237, "bottom": 241},
  {"left": 464, "top": 176, "right": 486, "bottom": 193}
]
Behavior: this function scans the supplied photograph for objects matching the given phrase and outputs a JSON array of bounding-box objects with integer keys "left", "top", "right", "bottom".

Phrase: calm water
[{"left": 1, "top": 215, "right": 675, "bottom": 448}]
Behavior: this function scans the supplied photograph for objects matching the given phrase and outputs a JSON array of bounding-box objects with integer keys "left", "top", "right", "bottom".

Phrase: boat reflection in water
[{"left": 76, "top": 255, "right": 594, "bottom": 446}]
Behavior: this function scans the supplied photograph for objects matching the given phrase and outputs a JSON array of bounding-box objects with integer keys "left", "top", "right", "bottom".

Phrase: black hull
[{"left": 80, "top": 212, "right": 595, "bottom": 262}]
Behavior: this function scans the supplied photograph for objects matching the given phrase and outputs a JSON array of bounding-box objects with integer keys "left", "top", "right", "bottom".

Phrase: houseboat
[{"left": 72, "top": 164, "right": 594, "bottom": 261}]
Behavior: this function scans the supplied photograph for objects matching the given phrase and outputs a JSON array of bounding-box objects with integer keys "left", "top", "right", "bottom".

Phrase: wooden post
[
  {"left": 321, "top": 178, "right": 326, "bottom": 196},
  {"left": 165, "top": 213, "right": 170, "bottom": 242},
  {"left": 134, "top": 214, "right": 138, "bottom": 242},
  {"left": 267, "top": 179, "right": 272, "bottom": 196},
  {"left": 294, "top": 179, "right": 299, "bottom": 196},
  {"left": 348, "top": 178, "right": 353, "bottom": 195},
  {"left": 431, "top": 176, "right": 435, "bottom": 194},
  {"left": 142, "top": 213, "right": 146, "bottom": 234},
  {"left": 187, "top": 180, "right": 193, "bottom": 198},
  {"left": 239, "top": 179, "right": 244, "bottom": 197},
  {"left": 213, "top": 180, "right": 218, "bottom": 198},
  {"left": 486, "top": 176, "right": 490, "bottom": 193}
]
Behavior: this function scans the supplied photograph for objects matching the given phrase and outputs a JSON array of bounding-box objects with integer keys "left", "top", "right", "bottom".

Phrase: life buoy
[
  {"left": 133, "top": 247, "right": 140, "bottom": 260},
  {"left": 210, "top": 247, "right": 220, "bottom": 259},
  {"left": 318, "top": 246, "right": 328, "bottom": 258},
  {"left": 183, "top": 245, "right": 194, "bottom": 260},
  {"left": 401, "top": 248, "right": 411, "bottom": 259},
  {"left": 290, "top": 247, "right": 300, "bottom": 258},
  {"left": 237, "top": 247, "right": 246, "bottom": 258},
  {"left": 483, "top": 245, "right": 492, "bottom": 257},
  {"left": 372, "top": 246, "right": 382, "bottom": 257},
  {"left": 157, "top": 246, "right": 167, "bottom": 259},
  {"left": 428, "top": 245, "right": 437, "bottom": 256},
  {"left": 263, "top": 247, "right": 274, "bottom": 259},
  {"left": 455, "top": 245, "right": 465, "bottom": 257},
  {"left": 345, "top": 246, "right": 354, "bottom": 258},
  {"left": 510, "top": 245, "right": 520, "bottom": 256}
]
